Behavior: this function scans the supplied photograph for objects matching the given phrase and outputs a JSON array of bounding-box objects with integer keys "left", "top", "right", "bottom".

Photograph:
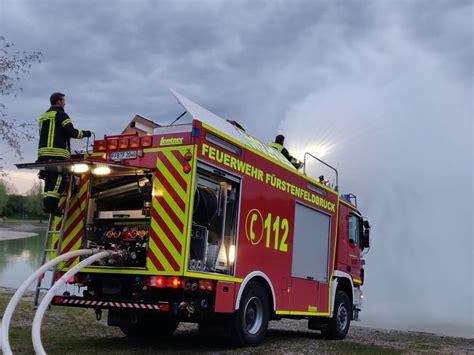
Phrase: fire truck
[{"left": 18, "top": 90, "right": 371, "bottom": 346}]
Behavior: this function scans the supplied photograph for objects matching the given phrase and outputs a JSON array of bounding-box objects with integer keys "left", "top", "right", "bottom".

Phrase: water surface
[{"left": 0, "top": 226, "right": 46, "bottom": 290}]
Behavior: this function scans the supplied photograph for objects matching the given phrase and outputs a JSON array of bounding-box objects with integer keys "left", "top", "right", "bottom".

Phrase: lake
[{"left": 0, "top": 225, "right": 47, "bottom": 290}]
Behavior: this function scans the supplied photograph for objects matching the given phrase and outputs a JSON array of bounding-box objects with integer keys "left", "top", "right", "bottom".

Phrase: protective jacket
[
  {"left": 38, "top": 106, "right": 85, "bottom": 159},
  {"left": 269, "top": 142, "right": 291, "bottom": 162}
]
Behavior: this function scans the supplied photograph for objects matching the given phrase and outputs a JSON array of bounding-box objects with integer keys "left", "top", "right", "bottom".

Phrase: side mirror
[{"left": 362, "top": 219, "right": 371, "bottom": 249}]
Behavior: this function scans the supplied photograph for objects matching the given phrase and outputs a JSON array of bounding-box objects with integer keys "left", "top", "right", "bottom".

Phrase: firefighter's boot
[{"left": 43, "top": 196, "right": 63, "bottom": 217}]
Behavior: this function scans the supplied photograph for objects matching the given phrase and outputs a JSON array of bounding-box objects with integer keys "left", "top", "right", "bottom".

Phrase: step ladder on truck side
[{"left": 33, "top": 175, "right": 75, "bottom": 307}]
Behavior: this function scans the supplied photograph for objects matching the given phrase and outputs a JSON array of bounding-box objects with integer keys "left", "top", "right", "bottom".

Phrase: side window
[{"left": 348, "top": 215, "right": 360, "bottom": 247}]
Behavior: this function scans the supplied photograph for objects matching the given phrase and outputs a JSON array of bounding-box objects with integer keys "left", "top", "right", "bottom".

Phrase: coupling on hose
[{"left": 104, "top": 248, "right": 130, "bottom": 266}]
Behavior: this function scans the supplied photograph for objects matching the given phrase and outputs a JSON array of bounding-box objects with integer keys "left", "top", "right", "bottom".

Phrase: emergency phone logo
[
  {"left": 244, "top": 208, "right": 289, "bottom": 253},
  {"left": 245, "top": 209, "right": 264, "bottom": 246}
]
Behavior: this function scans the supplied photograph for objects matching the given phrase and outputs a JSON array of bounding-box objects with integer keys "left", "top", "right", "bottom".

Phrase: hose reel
[{"left": 193, "top": 186, "right": 218, "bottom": 226}]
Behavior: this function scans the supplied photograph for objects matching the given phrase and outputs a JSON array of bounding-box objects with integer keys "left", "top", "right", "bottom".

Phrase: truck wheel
[
  {"left": 231, "top": 281, "right": 270, "bottom": 346},
  {"left": 323, "top": 290, "right": 351, "bottom": 340},
  {"left": 119, "top": 314, "right": 179, "bottom": 338}
]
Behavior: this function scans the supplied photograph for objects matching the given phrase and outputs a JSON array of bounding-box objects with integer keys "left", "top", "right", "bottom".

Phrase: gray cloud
[
  {"left": 279, "top": 2, "right": 472, "bottom": 335},
  {"left": 0, "top": 0, "right": 472, "bottom": 336}
]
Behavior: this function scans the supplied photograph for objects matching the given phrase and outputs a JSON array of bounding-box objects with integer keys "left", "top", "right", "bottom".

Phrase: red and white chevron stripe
[{"left": 53, "top": 297, "right": 168, "bottom": 311}]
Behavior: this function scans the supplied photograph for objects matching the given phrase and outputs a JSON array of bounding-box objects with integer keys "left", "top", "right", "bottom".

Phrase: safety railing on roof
[
  {"left": 303, "top": 152, "right": 339, "bottom": 192},
  {"left": 86, "top": 133, "right": 95, "bottom": 155}
]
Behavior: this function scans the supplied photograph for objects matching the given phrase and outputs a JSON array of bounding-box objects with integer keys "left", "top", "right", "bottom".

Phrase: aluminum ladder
[{"left": 33, "top": 175, "right": 74, "bottom": 307}]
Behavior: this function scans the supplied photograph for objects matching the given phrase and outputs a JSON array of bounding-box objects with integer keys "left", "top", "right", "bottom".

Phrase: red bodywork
[{"left": 72, "top": 118, "right": 364, "bottom": 317}]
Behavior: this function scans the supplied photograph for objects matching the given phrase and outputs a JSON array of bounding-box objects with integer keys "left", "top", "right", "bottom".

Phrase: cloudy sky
[{"left": 1, "top": 0, "right": 472, "bottom": 336}]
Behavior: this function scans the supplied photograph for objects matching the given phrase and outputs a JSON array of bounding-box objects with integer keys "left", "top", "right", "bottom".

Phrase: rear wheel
[
  {"left": 323, "top": 290, "right": 351, "bottom": 340},
  {"left": 231, "top": 281, "right": 270, "bottom": 346}
]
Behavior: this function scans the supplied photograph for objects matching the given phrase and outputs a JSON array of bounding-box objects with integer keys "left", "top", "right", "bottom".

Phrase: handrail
[
  {"left": 103, "top": 132, "right": 137, "bottom": 139},
  {"left": 303, "top": 152, "right": 339, "bottom": 192},
  {"left": 86, "top": 132, "right": 95, "bottom": 155}
]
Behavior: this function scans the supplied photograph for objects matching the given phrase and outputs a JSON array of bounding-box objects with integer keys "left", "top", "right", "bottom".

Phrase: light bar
[
  {"left": 92, "top": 165, "right": 111, "bottom": 175},
  {"left": 71, "top": 164, "right": 89, "bottom": 173}
]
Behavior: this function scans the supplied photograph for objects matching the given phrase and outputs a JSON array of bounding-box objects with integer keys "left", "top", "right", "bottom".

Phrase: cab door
[{"left": 347, "top": 214, "right": 362, "bottom": 283}]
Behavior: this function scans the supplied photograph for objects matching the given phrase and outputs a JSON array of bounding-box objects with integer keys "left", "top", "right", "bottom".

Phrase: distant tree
[
  {"left": 0, "top": 36, "right": 42, "bottom": 169},
  {"left": 0, "top": 179, "right": 7, "bottom": 215},
  {"left": 0, "top": 178, "right": 16, "bottom": 215},
  {"left": 6, "top": 184, "right": 16, "bottom": 194},
  {"left": 4, "top": 179, "right": 17, "bottom": 194},
  {"left": 25, "top": 180, "right": 46, "bottom": 222},
  {"left": 4, "top": 194, "right": 28, "bottom": 217}
]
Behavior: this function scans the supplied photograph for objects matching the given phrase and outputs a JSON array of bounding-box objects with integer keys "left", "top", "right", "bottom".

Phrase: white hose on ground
[
  {"left": 32, "top": 250, "right": 112, "bottom": 355},
  {"left": 0, "top": 249, "right": 96, "bottom": 355}
]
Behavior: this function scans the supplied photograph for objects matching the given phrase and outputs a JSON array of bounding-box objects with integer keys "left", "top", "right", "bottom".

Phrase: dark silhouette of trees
[
  {"left": 0, "top": 179, "right": 46, "bottom": 221},
  {"left": 0, "top": 36, "right": 42, "bottom": 169}
]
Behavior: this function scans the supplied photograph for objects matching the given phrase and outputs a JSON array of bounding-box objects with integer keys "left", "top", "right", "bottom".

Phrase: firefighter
[
  {"left": 37, "top": 92, "right": 92, "bottom": 216},
  {"left": 269, "top": 134, "right": 302, "bottom": 169},
  {"left": 319, "top": 175, "right": 330, "bottom": 186}
]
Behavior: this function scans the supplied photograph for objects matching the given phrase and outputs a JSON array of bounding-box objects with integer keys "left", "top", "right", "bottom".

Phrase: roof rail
[{"left": 303, "top": 152, "right": 339, "bottom": 192}]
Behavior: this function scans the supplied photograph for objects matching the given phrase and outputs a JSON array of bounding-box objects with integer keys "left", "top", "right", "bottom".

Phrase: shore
[
  {"left": 0, "top": 220, "right": 46, "bottom": 241},
  {"left": 1, "top": 288, "right": 472, "bottom": 354},
  {"left": 0, "top": 219, "right": 47, "bottom": 229}
]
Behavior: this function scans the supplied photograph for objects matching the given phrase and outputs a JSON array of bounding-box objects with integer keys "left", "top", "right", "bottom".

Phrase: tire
[
  {"left": 231, "top": 281, "right": 270, "bottom": 346},
  {"left": 119, "top": 313, "right": 179, "bottom": 338},
  {"left": 323, "top": 290, "right": 351, "bottom": 340}
]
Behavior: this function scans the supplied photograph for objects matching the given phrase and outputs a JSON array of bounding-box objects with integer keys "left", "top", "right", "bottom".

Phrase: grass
[
  {"left": 1, "top": 292, "right": 472, "bottom": 354},
  {"left": 326, "top": 341, "right": 402, "bottom": 354}
]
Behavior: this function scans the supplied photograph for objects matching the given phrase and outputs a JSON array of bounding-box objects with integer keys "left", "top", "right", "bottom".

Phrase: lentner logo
[{"left": 160, "top": 136, "right": 184, "bottom": 146}]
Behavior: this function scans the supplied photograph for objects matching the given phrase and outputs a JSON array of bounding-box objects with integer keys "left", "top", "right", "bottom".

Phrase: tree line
[
  {"left": 1, "top": 36, "right": 42, "bottom": 169},
  {"left": 0, "top": 179, "right": 47, "bottom": 222},
  {"left": 0, "top": 36, "right": 44, "bottom": 222}
]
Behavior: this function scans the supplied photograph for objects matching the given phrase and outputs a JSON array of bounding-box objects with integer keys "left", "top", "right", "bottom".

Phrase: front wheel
[
  {"left": 323, "top": 290, "right": 351, "bottom": 340},
  {"left": 231, "top": 281, "right": 270, "bottom": 346}
]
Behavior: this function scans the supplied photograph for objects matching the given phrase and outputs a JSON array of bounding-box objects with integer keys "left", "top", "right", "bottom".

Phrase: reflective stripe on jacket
[
  {"left": 269, "top": 141, "right": 292, "bottom": 162},
  {"left": 269, "top": 142, "right": 283, "bottom": 151},
  {"left": 38, "top": 106, "right": 84, "bottom": 159}
]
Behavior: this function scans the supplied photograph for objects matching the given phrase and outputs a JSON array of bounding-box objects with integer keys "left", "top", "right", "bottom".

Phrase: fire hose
[
  {"left": 0, "top": 249, "right": 98, "bottom": 355},
  {"left": 32, "top": 250, "right": 113, "bottom": 355},
  {"left": 0, "top": 249, "right": 113, "bottom": 355}
]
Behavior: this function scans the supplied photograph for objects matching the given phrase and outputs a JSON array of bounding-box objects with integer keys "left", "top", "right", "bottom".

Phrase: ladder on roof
[{"left": 33, "top": 175, "right": 75, "bottom": 307}]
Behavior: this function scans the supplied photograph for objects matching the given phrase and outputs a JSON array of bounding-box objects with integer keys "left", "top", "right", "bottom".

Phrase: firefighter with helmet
[
  {"left": 270, "top": 134, "right": 302, "bottom": 169},
  {"left": 37, "top": 92, "right": 92, "bottom": 216}
]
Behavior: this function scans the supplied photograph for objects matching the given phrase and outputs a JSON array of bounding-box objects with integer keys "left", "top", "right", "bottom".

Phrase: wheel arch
[
  {"left": 235, "top": 271, "right": 276, "bottom": 311},
  {"left": 330, "top": 271, "right": 354, "bottom": 317}
]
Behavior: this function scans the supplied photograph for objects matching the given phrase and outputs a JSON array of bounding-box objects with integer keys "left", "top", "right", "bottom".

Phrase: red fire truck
[{"left": 19, "top": 90, "right": 370, "bottom": 346}]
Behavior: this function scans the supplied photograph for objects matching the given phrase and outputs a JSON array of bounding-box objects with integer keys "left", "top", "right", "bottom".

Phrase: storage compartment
[
  {"left": 85, "top": 172, "right": 153, "bottom": 268},
  {"left": 188, "top": 165, "right": 240, "bottom": 275},
  {"left": 292, "top": 203, "right": 331, "bottom": 282}
]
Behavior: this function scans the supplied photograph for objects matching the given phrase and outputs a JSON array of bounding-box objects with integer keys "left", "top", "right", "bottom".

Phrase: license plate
[{"left": 109, "top": 150, "right": 138, "bottom": 161}]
